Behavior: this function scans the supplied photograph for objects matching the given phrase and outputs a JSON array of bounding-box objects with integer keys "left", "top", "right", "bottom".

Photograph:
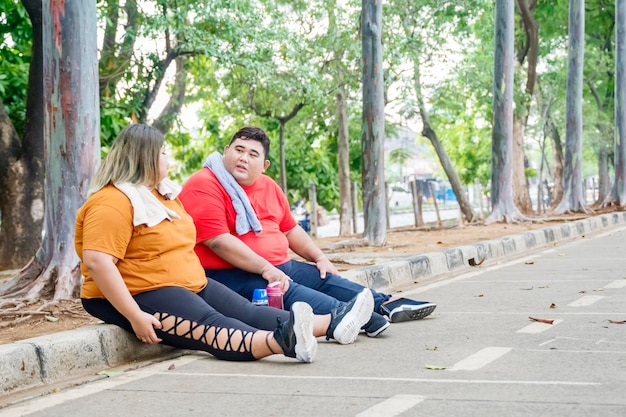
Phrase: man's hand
[
  {"left": 260, "top": 265, "right": 292, "bottom": 293},
  {"left": 315, "top": 255, "right": 339, "bottom": 279}
]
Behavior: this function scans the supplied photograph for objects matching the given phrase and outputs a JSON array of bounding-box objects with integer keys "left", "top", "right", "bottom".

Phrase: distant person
[
  {"left": 179, "top": 126, "right": 436, "bottom": 338},
  {"left": 75, "top": 124, "right": 374, "bottom": 364}
]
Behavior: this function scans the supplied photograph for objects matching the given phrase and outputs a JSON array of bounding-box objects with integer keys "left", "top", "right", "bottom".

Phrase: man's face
[{"left": 223, "top": 138, "right": 270, "bottom": 186}]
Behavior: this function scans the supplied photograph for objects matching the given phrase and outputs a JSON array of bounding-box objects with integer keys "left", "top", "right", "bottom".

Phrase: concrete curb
[
  {"left": 1, "top": 325, "right": 175, "bottom": 401},
  {"left": 343, "top": 211, "right": 626, "bottom": 291},
  {"left": 2, "top": 212, "right": 626, "bottom": 402}
]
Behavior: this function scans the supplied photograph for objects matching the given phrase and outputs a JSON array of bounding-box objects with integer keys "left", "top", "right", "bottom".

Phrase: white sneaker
[{"left": 327, "top": 289, "right": 374, "bottom": 345}]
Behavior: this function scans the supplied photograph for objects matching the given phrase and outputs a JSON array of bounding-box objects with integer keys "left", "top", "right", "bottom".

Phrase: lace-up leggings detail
[{"left": 154, "top": 311, "right": 255, "bottom": 359}]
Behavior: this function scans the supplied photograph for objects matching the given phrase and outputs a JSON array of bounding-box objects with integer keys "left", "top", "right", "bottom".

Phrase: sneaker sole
[
  {"left": 291, "top": 302, "right": 317, "bottom": 363},
  {"left": 388, "top": 303, "right": 436, "bottom": 323},
  {"left": 333, "top": 289, "right": 374, "bottom": 344},
  {"left": 366, "top": 320, "right": 390, "bottom": 337}
]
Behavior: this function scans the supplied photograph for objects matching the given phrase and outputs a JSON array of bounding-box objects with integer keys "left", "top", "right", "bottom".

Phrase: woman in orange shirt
[{"left": 75, "top": 124, "right": 373, "bottom": 362}]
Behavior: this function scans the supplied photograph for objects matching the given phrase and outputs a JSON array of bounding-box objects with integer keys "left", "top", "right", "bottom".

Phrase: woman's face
[{"left": 159, "top": 146, "right": 169, "bottom": 182}]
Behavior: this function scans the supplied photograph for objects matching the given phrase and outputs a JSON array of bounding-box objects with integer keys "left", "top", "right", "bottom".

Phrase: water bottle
[
  {"left": 251, "top": 288, "right": 268, "bottom": 306},
  {"left": 266, "top": 282, "right": 284, "bottom": 310}
]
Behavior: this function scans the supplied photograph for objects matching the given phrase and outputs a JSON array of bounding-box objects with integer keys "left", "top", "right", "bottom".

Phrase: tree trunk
[
  {"left": 361, "top": 0, "right": 386, "bottom": 245},
  {"left": 548, "top": 117, "right": 565, "bottom": 208},
  {"left": 512, "top": 116, "right": 533, "bottom": 213},
  {"left": 336, "top": 87, "right": 352, "bottom": 236},
  {"left": 596, "top": 146, "right": 610, "bottom": 204},
  {"left": 152, "top": 56, "right": 187, "bottom": 133},
  {"left": 279, "top": 121, "right": 287, "bottom": 193},
  {"left": 411, "top": 61, "right": 475, "bottom": 223},
  {"left": 486, "top": 0, "right": 525, "bottom": 224},
  {"left": 1, "top": 0, "right": 100, "bottom": 300},
  {"left": 99, "top": 0, "right": 138, "bottom": 97},
  {"left": 0, "top": 0, "right": 45, "bottom": 270},
  {"left": 607, "top": 0, "right": 626, "bottom": 206},
  {"left": 554, "top": 0, "right": 588, "bottom": 213},
  {"left": 512, "top": 0, "right": 538, "bottom": 215}
]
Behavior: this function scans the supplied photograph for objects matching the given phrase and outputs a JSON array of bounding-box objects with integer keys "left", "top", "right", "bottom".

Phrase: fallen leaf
[
  {"left": 97, "top": 370, "right": 124, "bottom": 377},
  {"left": 468, "top": 257, "right": 485, "bottom": 266},
  {"left": 45, "top": 315, "right": 58, "bottom": 322},
  {"left": 425, "top": 364, "right": 447, "bottom": 370},
  {"left": 608, "top": 320, "right": 626, "bottom": 324},
  {"left": 529, "top": 316, "right": 554, "bottom": 325},
  {"left": 437, "top": 241, "right": 444, "bottom": 245},
  {"left": 524, "top": 261, "right": 535, "bottom": 265},
  {"left": 476, "top": 294, "right": 484, "bottom": 297},
  {"left": 425, "top": 346, "right": 438, "bottom": 351},
  {"left": 579, "top": 290, "right": 587, "bottom": 293},
  {"left": 549, "top": 303, "right": 556, "bottom": 309},
  {"left": 168, "top": 364, "right": 176, "bottom": 370}
]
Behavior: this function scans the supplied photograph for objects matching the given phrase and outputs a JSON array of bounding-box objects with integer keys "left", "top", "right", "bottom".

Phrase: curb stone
[
  {"left": 2, "top": 212, "right": 626, "bottom": 403},
  {"left": 343, "top": 211, "right": 626, "bottom": 291}
]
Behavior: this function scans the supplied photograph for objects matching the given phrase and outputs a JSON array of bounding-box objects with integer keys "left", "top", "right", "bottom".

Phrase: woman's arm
[{"left": 82, "top": 249, "right": 162, "bottom": 344}]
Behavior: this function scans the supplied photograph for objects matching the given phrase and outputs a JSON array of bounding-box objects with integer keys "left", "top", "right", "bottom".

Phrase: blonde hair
[{"left": 88, "top": 124, "right": 164, "bottom": 196}]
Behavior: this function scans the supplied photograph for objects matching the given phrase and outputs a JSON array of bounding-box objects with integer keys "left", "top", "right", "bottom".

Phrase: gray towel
[{"left": 203, "top": 152, "right": 262, "bottom": 235}]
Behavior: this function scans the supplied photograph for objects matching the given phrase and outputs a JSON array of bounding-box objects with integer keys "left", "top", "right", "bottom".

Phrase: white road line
[
  {"left": 517, "top": 319, "right": 563, "bottom": 334},
  {"left": 567, "top": 295, "right": 605, "bottom": 307},
  {"left": 0, "top": 356, "right": 201, "bottom": 417},
  {"left": 142, "top": 371, "right": 600, "bottom": 386},
  {"left": 604, "top": 280, "right": 626, "bottom": 289},
  {"left": 448, "top": 347, "right": 512, "bottom": 371},
  {"left": 355, "top": 395, "right": 425, "bottom": 417}
]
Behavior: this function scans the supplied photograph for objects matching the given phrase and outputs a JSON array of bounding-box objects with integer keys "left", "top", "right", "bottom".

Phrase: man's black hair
[{"left": 230, "top": 126, "right": 271, "bottom": 159}]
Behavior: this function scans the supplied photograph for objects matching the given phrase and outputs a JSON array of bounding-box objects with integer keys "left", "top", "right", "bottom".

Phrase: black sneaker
[
  {"left": 273, "top": 302, "right": 317, "bottom": 363},
  {"left": 380, "top": 298, "right": 436, "bottom": 323},
  {"left": 362, "top": 312, "right": 390, "bottom": 337},
  {"left": 326, "top": 289, "right": 374, "bottom": 344}
]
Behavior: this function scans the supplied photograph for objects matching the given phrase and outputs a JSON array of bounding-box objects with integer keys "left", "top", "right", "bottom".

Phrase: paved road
[{"left": 2, "top": 227, "right": 626, "bottom": 417}]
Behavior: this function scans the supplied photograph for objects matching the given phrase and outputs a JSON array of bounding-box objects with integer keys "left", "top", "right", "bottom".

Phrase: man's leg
[
  {"left": 277, "top": 260, "right": 390, "bottom": 312},
  {"left": 277, "top": 260, "right": 436, "bottom": 328},
  {"left": 206, "top": 267, "right": 341, "bottom": 314}
]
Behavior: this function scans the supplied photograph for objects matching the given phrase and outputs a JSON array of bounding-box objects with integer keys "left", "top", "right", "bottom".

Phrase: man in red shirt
[{"left": 179, "top": 126, "right": 436, "bottom": 337}]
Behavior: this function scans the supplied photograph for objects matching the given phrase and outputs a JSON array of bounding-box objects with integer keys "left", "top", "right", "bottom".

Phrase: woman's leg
[
  {"left": 200, "top": 278, "right": 290, "bottom": 330},
  {"left": 82, "top": 287, "right": 316, "bottom": 362}
]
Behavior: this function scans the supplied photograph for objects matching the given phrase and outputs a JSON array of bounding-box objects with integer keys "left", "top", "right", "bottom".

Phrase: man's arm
[
  {"left": 205, "top": 233, "right": 291, "bottom": 292},
  {"left": 285, "top": 225, "right": 338, "bottom": 278}
]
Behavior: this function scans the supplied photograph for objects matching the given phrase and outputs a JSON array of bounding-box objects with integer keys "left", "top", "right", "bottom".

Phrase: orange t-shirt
[{"left": 76, "top": 185, "right": 207, "bottom": 298}]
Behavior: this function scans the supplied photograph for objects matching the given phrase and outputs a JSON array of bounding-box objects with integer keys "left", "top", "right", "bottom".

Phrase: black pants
[{"left": 82, "top": 279, "right": 290, "bottom": 361}]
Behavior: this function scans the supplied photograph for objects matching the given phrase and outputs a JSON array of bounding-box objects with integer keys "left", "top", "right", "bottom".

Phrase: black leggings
[{"left": 82, "top": 279, "right": 290, "bottom": 361}]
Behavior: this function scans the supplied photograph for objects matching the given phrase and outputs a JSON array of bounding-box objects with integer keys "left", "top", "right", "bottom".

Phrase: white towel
[
  {"left": 203, "top": 152, "right": 262, "bottom": 236},
  {"left": 114, "top": 178, "right": 181, "bottom": 227}
]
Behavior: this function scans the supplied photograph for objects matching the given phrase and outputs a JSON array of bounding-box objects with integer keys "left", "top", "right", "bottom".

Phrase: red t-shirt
[{"left": 179, "top": 168, "right": 297, "bottom": 269}]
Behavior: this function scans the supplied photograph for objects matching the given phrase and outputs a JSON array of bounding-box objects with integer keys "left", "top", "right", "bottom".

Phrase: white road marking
[
  {"left": 0, "top": 356, "right": 201, "bottom": 417},
  {"left": 448, "top": 347, "right": 512, "bottom": 371},
  {"left": 517, "top": 319, "right": 563, "bottom": 333},
  {"left": 131, "top": 371, "right": 600, "bottom": 386},
  {"left": 355, "top": 395, "right": 425, "bottom": 417},
  {"left": 567, "top": 295, "right": 605, "bottom": 307},
  {"left": 604, "top": 280, "right": 626, "bottom": 289}
]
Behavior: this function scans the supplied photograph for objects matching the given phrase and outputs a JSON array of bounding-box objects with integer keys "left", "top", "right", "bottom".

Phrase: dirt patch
[{"left": 0, "top": 210, "right": 618, "bottom": 344}]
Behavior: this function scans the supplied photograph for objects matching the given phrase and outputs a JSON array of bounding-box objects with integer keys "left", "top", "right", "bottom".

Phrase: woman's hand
[{"left": 130, "top": 311, "right": 163, "bottom": 344}]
